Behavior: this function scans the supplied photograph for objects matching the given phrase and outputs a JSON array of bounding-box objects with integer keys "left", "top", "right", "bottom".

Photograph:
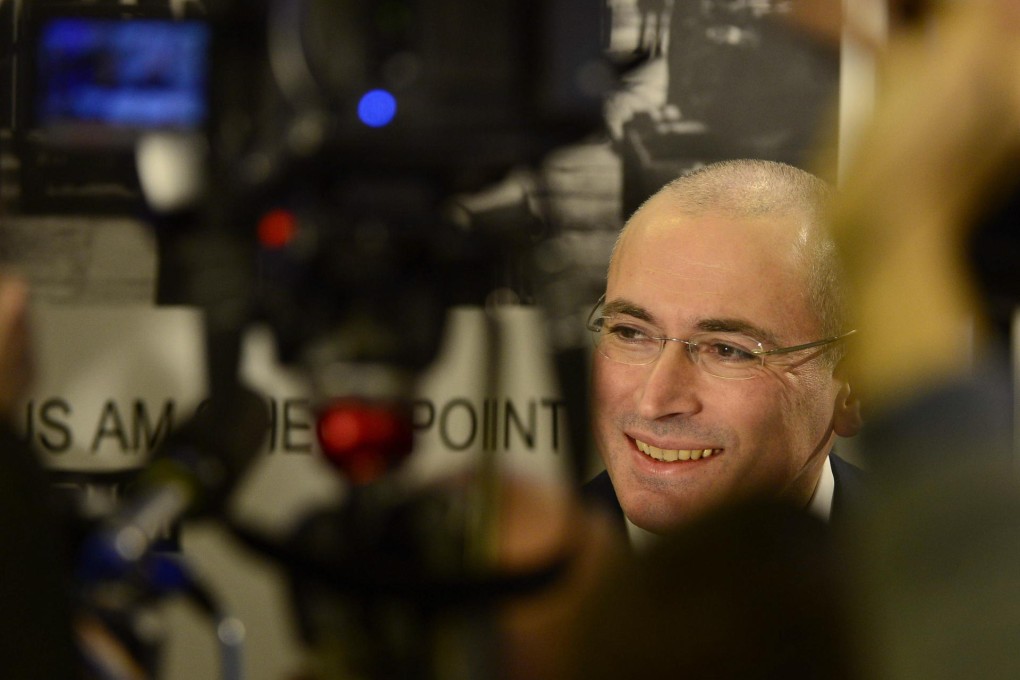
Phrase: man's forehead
[
  {"left": 613, "top": 206, "right": 809, "bottom": 278},
  {"left": 606, "top": 267, "right": 734, "bottom": 318},
  {"left": 613, "top": 226, "right": 776, "bottom": 281},
  {"left": 608, "top": 207, "right": 820, "bottom": 340}
]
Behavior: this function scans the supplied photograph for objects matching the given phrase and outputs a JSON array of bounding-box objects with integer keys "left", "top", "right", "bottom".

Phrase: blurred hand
[
  {"left": 495, "top": 476, "right": 627, "bottom": 680},
  {"left": 818, "top": 0, "right": 1020, "bottom": 411},
  {"left": 0, "top": 274, "right": 33, "bottom": 421}
]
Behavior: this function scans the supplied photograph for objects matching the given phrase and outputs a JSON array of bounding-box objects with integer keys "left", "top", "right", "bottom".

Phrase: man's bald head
[{"left": 613, "top": 160, "right": 847, "bottom": 348}]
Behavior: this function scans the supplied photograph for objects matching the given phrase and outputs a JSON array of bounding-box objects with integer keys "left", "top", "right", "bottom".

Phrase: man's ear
[{"left": 833, "top": 381, "right": 863, "bottom": 437}]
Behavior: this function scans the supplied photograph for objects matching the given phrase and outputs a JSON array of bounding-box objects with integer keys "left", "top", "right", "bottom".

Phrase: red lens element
[
  {"left": 316, "top": 399, "right": 414, "bottom": 485},
  {"left": 257, "top": 208, "right": 298, "bottom": 250}
]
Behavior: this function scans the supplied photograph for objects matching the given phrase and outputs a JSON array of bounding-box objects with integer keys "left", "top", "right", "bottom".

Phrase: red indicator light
[
  {"left": 257, "top": 209, "right": 298, "bottom": 249},
  {"left": 316, "top": 399, "right": 414, "bottom": 485}
]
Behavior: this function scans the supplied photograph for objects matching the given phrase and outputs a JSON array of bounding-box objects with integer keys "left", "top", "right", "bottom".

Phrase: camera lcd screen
[{"left": 34, "top": 17, "right": 210, "bottom": 134}]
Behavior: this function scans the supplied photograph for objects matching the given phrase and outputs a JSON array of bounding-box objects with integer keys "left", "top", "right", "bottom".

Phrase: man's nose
[{"left": 635, "top": 341, "right": 704, "bottom": 420}]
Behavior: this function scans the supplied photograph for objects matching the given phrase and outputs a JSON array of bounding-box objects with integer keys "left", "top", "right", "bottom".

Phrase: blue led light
[{"left": 357, "top": 89, "right": 397, "bottom": 128}]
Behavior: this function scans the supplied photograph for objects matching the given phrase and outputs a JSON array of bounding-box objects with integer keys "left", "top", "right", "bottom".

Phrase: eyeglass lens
[{"left": 591, "top": 320, "right": 765, "bottom": 379}]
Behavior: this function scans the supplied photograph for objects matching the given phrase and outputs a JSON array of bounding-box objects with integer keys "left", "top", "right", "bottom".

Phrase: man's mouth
[{"left": 634, "top": 438, "right": 719, "bottom": 462}]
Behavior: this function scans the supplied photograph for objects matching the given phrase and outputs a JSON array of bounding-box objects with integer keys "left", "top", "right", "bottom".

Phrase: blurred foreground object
[
  {"left": 0, "top": 273, "right": 79, "bottom": 677},
  {"left": 0, "top": 274, "right": 32, "bottom": 418},
  {"left": 266, "top": 471, "right": 625, "bottom": 680},
  {"left": 571, "top": 501, "right": 863, "bottom": 680},
  {"left": 812, "top": 1, "right": 1020, "bottom": 678}
]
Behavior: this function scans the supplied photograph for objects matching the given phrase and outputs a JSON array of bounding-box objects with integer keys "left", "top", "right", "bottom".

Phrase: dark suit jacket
[{"left": 582, "top": 452, "right": 867, "bottom": 530}]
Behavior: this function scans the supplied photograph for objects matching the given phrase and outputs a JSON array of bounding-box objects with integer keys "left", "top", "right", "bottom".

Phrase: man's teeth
[{"left": 635, "top": 439, "right": 717, "bottom": 462}]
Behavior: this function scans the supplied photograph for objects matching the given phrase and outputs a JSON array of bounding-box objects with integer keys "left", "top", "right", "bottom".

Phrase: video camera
[{"left": 11, "top": 0, "right": 611, "bottom": 677}]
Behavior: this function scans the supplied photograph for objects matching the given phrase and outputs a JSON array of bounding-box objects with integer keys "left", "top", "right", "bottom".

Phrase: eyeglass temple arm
[
  {"left": 757, "top": 329, "right": 858, "bottom": 356},
  {"left": 585, "top": 294, "right": 607, "bottom": 330}
]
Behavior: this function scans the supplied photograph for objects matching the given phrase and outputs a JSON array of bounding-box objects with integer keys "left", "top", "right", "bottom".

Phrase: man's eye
[
  {"left": 608, "top": 324, "right": 652, "bottom": 342},
  {"left": 702, "top": 339, "right": 757, "bottom": 362}
]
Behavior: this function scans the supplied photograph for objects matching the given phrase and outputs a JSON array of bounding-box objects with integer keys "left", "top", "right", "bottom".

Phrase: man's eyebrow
[
  {"left": 696, "top": 318, "right": 780, "bottom": 347},
  {"left": 601, "top": 299, "right": 656, "bottom": 323}
]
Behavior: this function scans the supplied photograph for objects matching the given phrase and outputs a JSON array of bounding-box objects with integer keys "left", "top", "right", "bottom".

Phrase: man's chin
[{"left": 620, "top": 490, "right": 724, "bottom": 535}]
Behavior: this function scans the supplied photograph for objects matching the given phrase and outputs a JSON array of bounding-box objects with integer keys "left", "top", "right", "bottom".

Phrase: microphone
[{"left": 78, "top": 386, "right": 269, "bottom": 583}]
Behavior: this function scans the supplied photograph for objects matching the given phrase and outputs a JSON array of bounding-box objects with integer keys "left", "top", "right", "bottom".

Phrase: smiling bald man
[{"left": 583, "top": 159, "right": 866, "bottom": 545}]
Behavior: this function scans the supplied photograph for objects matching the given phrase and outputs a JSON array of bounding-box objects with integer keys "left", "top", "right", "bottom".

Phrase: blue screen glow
[{"left": 36, "top": 18, "right": 210, "bottom": 130}]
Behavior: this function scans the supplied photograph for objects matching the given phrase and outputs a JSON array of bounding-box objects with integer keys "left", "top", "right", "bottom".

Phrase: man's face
[{"left": 591, "top": 195, "right": 844, "bottom": 533}]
